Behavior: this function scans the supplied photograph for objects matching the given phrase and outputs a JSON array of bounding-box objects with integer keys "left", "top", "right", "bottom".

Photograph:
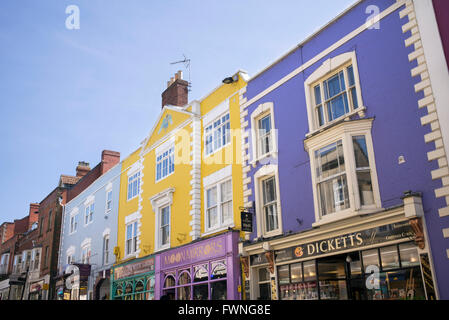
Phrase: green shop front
[{"left": 111, "top": 255, "right": 155, "bottom": 300}]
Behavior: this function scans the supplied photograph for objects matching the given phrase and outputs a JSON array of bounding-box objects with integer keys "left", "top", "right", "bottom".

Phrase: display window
[
  {"left": 278, "top": 242, "right": 426, "bottom": 300},
  {"left": 161, "top": 259, "right": 228, "bottom": 300},
  {"left": 112, "top": 274, "right": 155, "bottom": 300}
]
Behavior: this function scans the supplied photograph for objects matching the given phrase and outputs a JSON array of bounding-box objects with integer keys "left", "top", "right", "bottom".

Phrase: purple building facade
[{"left": 238, "top": 0, "right": 449, "bottom": 300}]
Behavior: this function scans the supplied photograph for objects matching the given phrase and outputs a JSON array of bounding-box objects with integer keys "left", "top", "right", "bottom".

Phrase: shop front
[
  {"left": 241, "top": 208, "right": 437, "bottom": 300},
  {"left": 111, "top": 255, "right": 155, "bottom": 300},
  {"left": 156, "top": 231, "right": 241, "bottom": 300},
  {"left": 28, "top": 280, "right": 44, "bottom": 300},
  {"left": 0, "top": 279, "right": 10, "bottom": 300}
]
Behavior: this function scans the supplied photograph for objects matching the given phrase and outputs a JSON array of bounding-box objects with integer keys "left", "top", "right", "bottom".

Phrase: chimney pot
[{"left": 76, "top": 161, "right": 91, "bottom": 178}]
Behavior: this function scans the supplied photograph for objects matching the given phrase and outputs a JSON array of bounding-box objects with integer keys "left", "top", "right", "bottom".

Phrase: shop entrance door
[
  {"left": 256, "top": 267, "right": 271, "bottom": 300},
  {"left": 317, "top": 254, "right": 349, "bottom": 300}
]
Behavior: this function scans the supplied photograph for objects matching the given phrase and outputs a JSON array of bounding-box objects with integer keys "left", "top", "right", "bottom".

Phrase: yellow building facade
[{"left": 112, "top": 71, "right": 248, "bottom": 300}]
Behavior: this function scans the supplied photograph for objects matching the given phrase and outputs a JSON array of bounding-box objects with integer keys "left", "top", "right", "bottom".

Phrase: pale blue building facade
[{"left": 57, "top": 162, "right": 121, "bottom": 300}]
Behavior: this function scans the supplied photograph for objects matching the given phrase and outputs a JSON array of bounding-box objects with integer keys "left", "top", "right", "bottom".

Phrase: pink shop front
[{"left": 155, "top": 231, "right": 241, "bottom": 300}]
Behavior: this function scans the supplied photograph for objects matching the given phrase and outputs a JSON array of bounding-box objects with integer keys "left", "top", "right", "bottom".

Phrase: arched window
[
  {"left": 194, "top": 265, "right": 208, "bottom": 282},
  {"left": 135, "top": 280, "right": 145, "bottom": 300},
  {"left": 114, "top": 284, "right": 123, "bottom": 300},
  {"left": 124, "top": 282, "right": 133, "bottom": 300},
  {"left": 178, "top": 270, "right": 191, "bottom": 286},
  {"left": 211, "top": 261, "right": 227, "bottom": 280}
]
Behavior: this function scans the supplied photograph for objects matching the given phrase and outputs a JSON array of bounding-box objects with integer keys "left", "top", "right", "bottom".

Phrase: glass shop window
[
  {"left": 290, "top": 263, "right": 302, "bottom": 283},
  {"left": 277, "top": 265, "right": 290, "bottom": 285},
  {"left": 399, "top": 243, "right": 420, "bottom": 268},
  {"left": 211, "top": 260, "right": 227, "bottom": 280},
  {"left": 177, "top": 272, "right": 191, "bottom": 300},
  {"left": 193, "top": 264, "right": 209, "bottom": 300},
  {"left": 362, "top": 249, "right": 380, "bottom": 270},
  {"left": 194, "top": 264, "right": 208, "bottom": 282},
  {"left": 380, "top": 246, "right": 400, "bottom": 270},
  {"left": 134, "top": 281, "right": 145, "bottom": 300}
]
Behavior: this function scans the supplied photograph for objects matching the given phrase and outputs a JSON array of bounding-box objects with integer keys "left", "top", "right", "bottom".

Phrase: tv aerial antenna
[{"left": 170, "top": 54, "right": 192, "bottom": 92}]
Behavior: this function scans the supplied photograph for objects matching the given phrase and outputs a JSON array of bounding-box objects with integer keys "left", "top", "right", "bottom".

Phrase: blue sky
[{"left": 0, "top": 0, "right": 355, "bottom": 223}]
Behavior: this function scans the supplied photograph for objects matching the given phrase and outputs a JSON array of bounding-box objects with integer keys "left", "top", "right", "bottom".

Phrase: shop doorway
[{"left": 255, "top": 267, "right": 271, "bottom": 300}]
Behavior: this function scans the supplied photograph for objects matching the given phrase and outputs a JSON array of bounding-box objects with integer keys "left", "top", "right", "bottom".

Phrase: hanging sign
[{"left": 241, "top": 212, "right": 253, "bottom": 232}]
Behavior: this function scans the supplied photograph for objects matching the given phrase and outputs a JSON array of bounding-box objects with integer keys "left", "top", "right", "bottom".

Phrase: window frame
[
  {"left": 84, "top": 202, "right": 94, "bottom": 226},
  {"left": 156, "top": 145, "right": 175, "bottom": 182},
  {"left": 305, "top": 51, "right": 365, "bottom": 135},
  {"left": 305, "top": 119, "right": 381, "bottom": 226},
  {"left": 105, "top": 189, "right": 113, "bottom": 214},
  {"left": 150, "top": 188, "right": 174, "bottom": 252},
  {"left": 127, "top": 171, "right": 141, "bottom": 201},
  {"left": 103, "top": 234, "right": 110, "bottom": 266},
  {"left": 204, "top": 112, "right": 231, "bottom": 157},
  {"left": 254, "top": 165, "right": 283, "bottom": 238},
  {"left": 204, "top": 178, "right": 233, "bottom": 233},
  {"left": 250, "top": 102, "right": 278, "bottom": 164},
  {"left": 158, "top": 205, "right": 171, "bottom": 250},
  {"left": 125, "top": 221, "right": 138, "bottom": 258}
]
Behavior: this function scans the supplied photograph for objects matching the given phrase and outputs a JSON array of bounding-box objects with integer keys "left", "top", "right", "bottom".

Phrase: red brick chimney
[
  {"left": 101, "top": 150, "right": 120, "bottom": 174},
  {"left": 28, "top": 203, "right": 40, "bottom": 229},
  {"left": 161, "top": 70, "right": 189, "bottom": 108},
  {"left": 76, "top": 161, "right": 91, "bottom": 178}
]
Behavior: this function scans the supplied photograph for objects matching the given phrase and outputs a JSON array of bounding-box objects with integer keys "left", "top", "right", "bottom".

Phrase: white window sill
[
  {"left": 306, "top": 106, "right": 367, "bottom": 138},
  {"left": 154, "top": 244, "right": 170, "bottom": 253},
  {"left": 249, "top": 151, "right": 278, "bottom": 168},
  {"left": 261, "top": 229, "right": 283, "bottom": 239},
  {"left": 124, "top": 253, "right": 138, "bottom": 260},
  {"left": 205, "top": 142, "right": 231, "bottom": 159},
  {"left": 312, "top": 206, "right": 382, "bottom": 228},
  {"left": 156, "top": 171, "right": 175, "bottom": 183},
  {"left": 202, "top": 223, "right": 235, "bottom": 237}
]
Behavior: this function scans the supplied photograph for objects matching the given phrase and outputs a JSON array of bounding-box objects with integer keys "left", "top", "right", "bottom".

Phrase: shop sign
[
  {"left": 249, "top": 253, "right": 268, "bottom": 266},
  {"left": 275, "top": 221, "right": 415, "bottom": 262},
  {"left": 30, "top": 281, "right": 44, "bottom": 293},
  {"left": 161, "top": 235, "right": 226, "bottom": 269},
  {"left": 114, "top": 257, "right": 155, "bottom": 280},
  {"left": 241, "top": 212, "right": 253, "bottom": 232}
]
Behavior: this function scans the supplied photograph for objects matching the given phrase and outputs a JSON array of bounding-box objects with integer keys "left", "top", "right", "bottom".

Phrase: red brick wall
[
  {"left": 1, "top": 223, "right": 14, "bottom": 244},
  {"left": 101, "top": 150, "right": 120, "bottom": 174}
]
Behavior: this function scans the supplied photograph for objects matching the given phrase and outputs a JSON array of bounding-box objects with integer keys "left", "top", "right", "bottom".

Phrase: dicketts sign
[{"left": 275, "top": 221, "right": 415, "bottom": 262}]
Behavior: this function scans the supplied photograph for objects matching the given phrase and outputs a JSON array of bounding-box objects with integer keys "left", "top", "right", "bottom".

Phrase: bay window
[{"left": 305, "top": 119, "right": 380, "bottom": 225}]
